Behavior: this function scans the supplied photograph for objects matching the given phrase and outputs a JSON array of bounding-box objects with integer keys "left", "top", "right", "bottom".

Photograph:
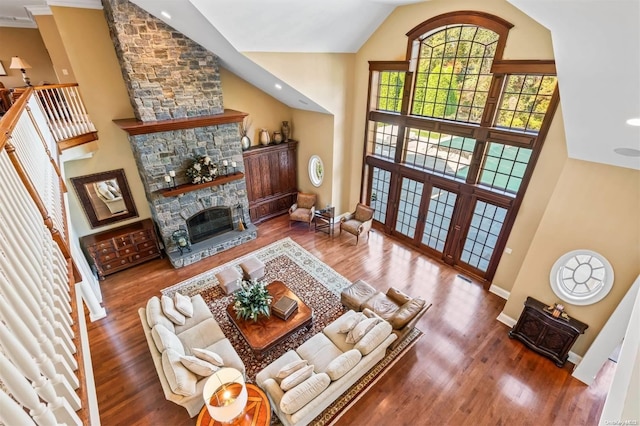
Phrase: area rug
[
  {"left": 161, "top": 237, "right": 352, "bottom": 380},
  {"left": 161, "top": 237, "right": 423, "bottom": 425}
]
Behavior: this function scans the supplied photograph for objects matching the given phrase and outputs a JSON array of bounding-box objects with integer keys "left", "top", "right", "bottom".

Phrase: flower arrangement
[
  {"left": 185, "top": 155, "right": 218, "bottom": 184},
  {"left": 233, "top": 279, "right": 273, "bottom": 321}
]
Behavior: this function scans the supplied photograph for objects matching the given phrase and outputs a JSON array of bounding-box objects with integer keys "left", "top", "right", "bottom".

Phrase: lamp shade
[
  {"left": 9, "top": 57, "right": 31, "bottom": 70},
  {"left": 202, "top": 368, "right": 247, "bottom": 423}
]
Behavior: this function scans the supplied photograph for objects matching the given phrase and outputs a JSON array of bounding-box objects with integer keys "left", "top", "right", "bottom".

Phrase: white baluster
[{"left": 0, "top": 389, "right": 38, "bottom": 426}]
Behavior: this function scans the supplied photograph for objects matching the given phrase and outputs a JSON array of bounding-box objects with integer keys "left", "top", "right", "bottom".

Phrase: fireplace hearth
[{"left": 187, "top": 207, "right": 234, "bottom": 244}]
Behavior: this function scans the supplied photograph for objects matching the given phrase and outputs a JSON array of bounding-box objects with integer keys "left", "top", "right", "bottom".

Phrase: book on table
[{"left": 273, "top": 295, "right": 298, "bottom": 320}]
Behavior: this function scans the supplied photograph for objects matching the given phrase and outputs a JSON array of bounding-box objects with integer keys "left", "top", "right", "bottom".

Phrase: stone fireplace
[
  {"left": 104, "top": 0, "right": 257, "bottom": 267},
  {"left": 187, "top": 207, "right": 233, "bottom": 244}
]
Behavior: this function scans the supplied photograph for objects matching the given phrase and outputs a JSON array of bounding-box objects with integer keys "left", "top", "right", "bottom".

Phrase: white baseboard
[
  {"left": 568, "top": 351, "right": 582, "bottom": 366},
  {"left": 489, "top": 284, "right": 510, "bottom": 300},
  {"left": 496, "top": 312, "right": 516, "bottom": 327}
]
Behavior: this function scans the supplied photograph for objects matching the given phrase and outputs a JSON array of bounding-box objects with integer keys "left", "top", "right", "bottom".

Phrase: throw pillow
[
  {"left": 162, "top": 348, "right": 197, "bottom": 396},
  {"left": 192, "top": 348, "right": 224, "bottom": 367},
  {"left": 280, "top": 365, "right": 314, "bottom": 391},
  {"left": 146, "top": 296, "right": 175, "bottom": 332},
  {"left": 151, "top": 324, "right": 184, "bottom": 354},
  {"left": 180, "top": 355, "right": 219, "bottom": 377},
  {"left": 355, "top": 320, "right": 393, "bottom": 356},
  {"left": 280, "top": 373, "right": 330, "bottom": 415},
  {"left": 173, "top": 292, "right": 194, "bottom": 318},
  {"left": 338, "top": 312, "right": 366, "bottom": 334},
  {"left": 275, "top": 359, "right": 308, "bottom": 379},
  {"left": 161, "top": 295, "right": 186, "bottom": 326},
  {"left": 345, "top": 317, "right": 380, "bottom": 344},
  {"left": 325, "top": 349, "right": 362, "bottom": 381}
]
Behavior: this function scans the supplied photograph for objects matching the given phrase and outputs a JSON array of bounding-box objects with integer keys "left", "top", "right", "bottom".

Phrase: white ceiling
[{"left": 1, "top": 0, "right": 639, "bottom": 170}]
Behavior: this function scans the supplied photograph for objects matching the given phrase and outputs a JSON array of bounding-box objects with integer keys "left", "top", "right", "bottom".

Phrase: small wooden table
[
  {"left": 196, "top": 383, "right": 271, "bottom": 426},
  {"left": 314, "top": 206, "right": 336, "bottom": 237},
  {"left": 226, "top": 281, "right": 313, "bottom": 358}
]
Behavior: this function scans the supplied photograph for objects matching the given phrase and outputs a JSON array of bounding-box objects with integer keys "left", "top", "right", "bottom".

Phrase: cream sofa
[
  {"left": 138, "top": 294, "right": 245, "bottom": 417},
  {"left": 255, "top": 310, "right": 397, "bottom": 426}
]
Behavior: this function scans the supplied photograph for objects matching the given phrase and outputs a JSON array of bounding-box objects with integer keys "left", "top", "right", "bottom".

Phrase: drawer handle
[
  {"left": 120, "top": 260, "right": 126, "bottom": 264},
  {"left": 125, "top": 249, "right": 130, "bottom": 254}
]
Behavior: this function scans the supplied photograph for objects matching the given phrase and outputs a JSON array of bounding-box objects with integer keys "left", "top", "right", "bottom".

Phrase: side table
[
  {"left": 314, "top": 206, "right": 335, "bottom": 237},
  {"left": 196, "top": 383, "right": 271, "bottom": 426}
]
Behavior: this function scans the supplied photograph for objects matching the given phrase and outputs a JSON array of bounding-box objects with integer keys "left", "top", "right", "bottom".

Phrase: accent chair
[
  {"left": 289, "top": 192, "right": 317, "bottom": 230},
  {"left": 339, "top": 203, "right": 374, "bottom": 244}
]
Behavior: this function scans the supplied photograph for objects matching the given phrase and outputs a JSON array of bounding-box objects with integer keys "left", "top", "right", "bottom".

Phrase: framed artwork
[
  {"left": 0, "top": 60, "right": 6, "bottom": 76},
  {"left": 71, "top": 168, "right": 138, "bottom": 228}
]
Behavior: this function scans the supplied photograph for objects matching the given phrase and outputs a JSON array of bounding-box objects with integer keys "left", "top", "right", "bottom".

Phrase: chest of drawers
[{"left": 80, "top": 218, "right": 161, "bottom": 280}]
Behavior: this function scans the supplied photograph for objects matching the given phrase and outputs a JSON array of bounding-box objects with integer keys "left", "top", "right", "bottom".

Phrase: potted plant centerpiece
[{"left": 233, "top": 279, "right": 273, "bottom": 321}]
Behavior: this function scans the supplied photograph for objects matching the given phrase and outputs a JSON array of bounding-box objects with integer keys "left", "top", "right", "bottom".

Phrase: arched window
[{"left": 362, "top": 11, "right": 559, "bottom": 281}]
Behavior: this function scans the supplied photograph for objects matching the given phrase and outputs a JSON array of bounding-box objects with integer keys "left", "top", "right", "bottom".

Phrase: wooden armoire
[{"left": 242, "top": 140, "right": 298, "bottom": 223}]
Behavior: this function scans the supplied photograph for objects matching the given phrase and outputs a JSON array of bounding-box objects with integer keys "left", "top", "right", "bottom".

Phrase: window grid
[
  {"left": 376, "top": 71, "right": 405, "bottom": 113},
  {"left": 412, "top": 25, "right": 499, "bottom": 123},
  {"left": 494, "top": 74, "right": 557, "bottom": 133},
  {"left": 404, "top": 128, "right": 476, "bottom": 180},
  {"left": 460, "top": 201, "right": 507, "bottom": 272},
  {"left": 395, "top": 178, "right": 424, "bottom": 238},
  {"left": 370, "top": 167, "right": 391, "bottom": 223},
  {"left": 369, "top": 121, "right": 398, "bottom": 159},
  {"left": 421, "top": 187, "right": 457, "bottom": 252},
  {"left": 479, "top": 142, "right": 532, "bottom": 194}
]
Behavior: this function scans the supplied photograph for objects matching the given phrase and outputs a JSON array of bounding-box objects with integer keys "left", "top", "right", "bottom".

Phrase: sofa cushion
[
  {"left": 324, "top": 349, "right": 362, "bottom": 381},
  {"left": 390, "top": 298, "right": 426, "bottom": 329},
  {"left": 177, "top": 318, "right": 225, "bottom": 355},
  {"left": 362, "top": 292, "right": 400, "bottom": 321},
  {"left": 180, "top": 355, "right": 219, "bottom": 377},
  {"left": 296, "top": 333, "right": 343, "bottom": 374},
  {"left": 354, "top": 320, "right": 393, "bottom": 356},
  {"left": 280, "top": 373, "right": 330, "bottom": 415},
  {"left": 162, "top": 348, "right": 198, "bottom": 396},
  {"left": 174, "top": 295, "right": 215, "bottom": 334},
  {"left": 192, "top": 348, "right": 224, "bottom": 366},
  {"left": 323, "top": 311, "right": 360, "bottom": 353},
  {"left": 280, "top": 364, "right": 314, "bottom": 391},
  {"left": 146, "top": 297, "right": 175, "bottom": 333},
  {"left": 151, "top": 324, "right": 184, "bottom": 354},
  {"left": 290, "top": 208, "right": 311, "bottom": 222},
  {"left": 174, "top": 292, "right": 193, "bottom": 318},
  {"left": 346, "top": 317, "right": 380, "bottom": 344},
  {"left": 161, "top": 295, "right": 186, "bottom": 325},
  {"left": 205, "top": 339, "right": 246, "bottom": 376},
  {"left": 276, "top": 359, "right": 308, "bottom": 380}
]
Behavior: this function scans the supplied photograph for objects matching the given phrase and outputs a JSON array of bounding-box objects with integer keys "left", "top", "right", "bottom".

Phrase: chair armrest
[
  {"left": 289, "top": 203, "right": 298, "bottom": 214},
  {"left": 341, "top": 212, "right": 355, "bottom": 223},
  {"left": 386, "top": 287, "right": 412, "bottom": 305},
  {"left": 309, "top": 206, "right": 315, "bottom": 218},
  {"left": 391, "top": 302, "right": 432, "bottom": 330}
]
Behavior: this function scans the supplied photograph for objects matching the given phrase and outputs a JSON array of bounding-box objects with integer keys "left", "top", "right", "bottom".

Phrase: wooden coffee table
[
  {"left": 226, "top": 281, "right": 313, "bottom": 358},
  {"left": 196, "top": 383, "right": 271, "bottom": 426}
]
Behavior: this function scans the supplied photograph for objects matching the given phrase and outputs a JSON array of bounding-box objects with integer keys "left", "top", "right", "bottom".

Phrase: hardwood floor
[{"left": 87, "top": 215, "right": 613, "bottom": 425}]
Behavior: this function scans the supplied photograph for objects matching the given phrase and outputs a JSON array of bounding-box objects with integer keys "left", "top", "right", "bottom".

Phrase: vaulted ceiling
[{"left": 1, "top": 0, "right": 639, "bottom": 170}]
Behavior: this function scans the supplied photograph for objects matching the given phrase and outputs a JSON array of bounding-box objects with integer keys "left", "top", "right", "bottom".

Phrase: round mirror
[
  {"left": 308, "top": 155, "right": 324, "bottom": 187},
  {"left": 549, "top": 249, "right": 614, "bottom": 305}
]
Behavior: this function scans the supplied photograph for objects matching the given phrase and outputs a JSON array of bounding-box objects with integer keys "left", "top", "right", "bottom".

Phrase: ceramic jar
[
  {"left": 273, "top": 131, "right": 283, "bottom": 144},
  {"left": 240, "top": 135, "right": 251, "bottom": 151},
  {"left": 259, "top": 129, "right": 270, "bottom": 146}
]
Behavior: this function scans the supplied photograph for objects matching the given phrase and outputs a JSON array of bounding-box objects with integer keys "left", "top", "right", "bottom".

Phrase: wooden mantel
[{"left": 113, "top": 109, "right": 247, "bottom": 136}]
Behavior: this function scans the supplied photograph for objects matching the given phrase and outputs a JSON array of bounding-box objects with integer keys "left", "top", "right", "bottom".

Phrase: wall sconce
[{"left": 9, "top": 56, "right": 32, "bottom": 86}]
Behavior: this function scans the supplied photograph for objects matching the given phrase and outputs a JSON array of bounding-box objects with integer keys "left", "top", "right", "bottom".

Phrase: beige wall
[
  {"left": 502, "top": 159, "right": 640, "bottom": 354},
  {"left": 33, "top": 15, "right": 76, "bottom": 84},
  {"left": 51, "top": 6, "right": 146, "bottom": 237},
  {"left": 0, "top": 27, "right": 57, "bottom": 88},
  {"left": 244, "top": 52, "right": 356, "bottom": 213}
]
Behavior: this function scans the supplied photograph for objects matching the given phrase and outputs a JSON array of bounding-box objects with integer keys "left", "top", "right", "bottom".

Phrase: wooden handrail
[
  {"left": 32, "top": 83, "right": 80, "bottom": 90},
  {"left": 0, "top": 86, "right": 33, "bottom": 152}
]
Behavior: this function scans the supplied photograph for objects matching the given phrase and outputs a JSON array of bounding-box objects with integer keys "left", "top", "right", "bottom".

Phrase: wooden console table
[
  {"left": 80, "top": 218, "right": 161, "bottom": 280},
  {"left": 508, "top": 296, "right": 588, "bottom": 367}
]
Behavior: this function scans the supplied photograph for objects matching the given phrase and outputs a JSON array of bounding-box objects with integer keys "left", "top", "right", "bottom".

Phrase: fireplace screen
[{"left": 186, "top": 207, "right": 233, "bottom": 244}]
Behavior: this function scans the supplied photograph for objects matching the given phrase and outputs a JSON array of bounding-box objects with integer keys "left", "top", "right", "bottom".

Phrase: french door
[{"left": 369, "top": 168, "right": 509, "bottom": 281}]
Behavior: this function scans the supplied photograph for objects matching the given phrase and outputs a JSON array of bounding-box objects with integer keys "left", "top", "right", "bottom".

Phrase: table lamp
[
  {"left": 203, "top": 368, "right": 247, "bottom": 423},
  {"left": 9, "top": 57, "right": 32, "bottom": 86}
]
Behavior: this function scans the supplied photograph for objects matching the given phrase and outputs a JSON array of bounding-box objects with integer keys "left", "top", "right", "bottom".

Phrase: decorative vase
[
  {"left": 281, "top": 121, "right": 290, "bottom": 142},
  {"left": 259, "top": 129, "right": 270, "bottom": 146},
  {"left": 273, "top": 131, "right": 283, "bottom": 144},
  {"left": 240, "top": 135, "right": 251, "bottom": 151}
]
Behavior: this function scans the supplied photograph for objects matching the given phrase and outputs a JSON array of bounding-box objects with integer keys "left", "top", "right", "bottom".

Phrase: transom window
[
  {"left": 412, "top": 25, "right": 498, "bottom": 123},
  {"left": 404, "top": 129, "right": 476, "bottom": 180}
]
